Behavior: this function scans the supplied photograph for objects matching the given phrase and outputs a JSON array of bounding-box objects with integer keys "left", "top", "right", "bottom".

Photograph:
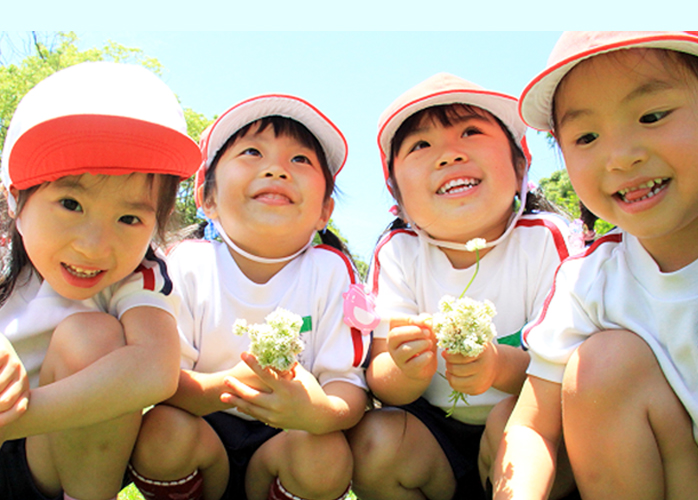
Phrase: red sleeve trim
[
  {"left": 522, "top": 231, "right": 623, "bottom": 345},
  {"left": 515, "top": 217, "right": 570, "bottom": 262},
  {"left": 370, "top": 229, "right": 417, "bottom": 294},
  {"left": 315, "top": 244, "right": 364, "bottom": 367}
]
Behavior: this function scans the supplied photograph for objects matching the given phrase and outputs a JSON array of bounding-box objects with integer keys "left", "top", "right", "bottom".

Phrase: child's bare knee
[
  {"left": 133, "top": 405, "right": 202, "bottom": 474},
  {"left": 563, "top": 330, "right": 654, "bottom": 403},
  {"left": 42, "top": 312, "right": 124, "bottom": 382}
]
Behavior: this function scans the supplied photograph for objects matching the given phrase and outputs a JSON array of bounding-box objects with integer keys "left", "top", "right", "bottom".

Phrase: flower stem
[{"left": 459, "top": 248, "right": 480, "bottom": 299}]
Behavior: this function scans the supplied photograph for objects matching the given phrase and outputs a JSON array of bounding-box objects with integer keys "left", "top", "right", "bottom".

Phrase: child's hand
[
  {"left": 223, "top": 360, "right": 273, "bottom": 395},
  {"left": 221, "top": 352, "right": 329, "bottom": 432},
  {"left": 0, "top": 335, "right": 29, "bottom": 427},
  {"left": 442, "top": 341, "right": 498, "bottom": 396},
  {"left": 387, "top": 314, "right": 438, "bottom": 381}
]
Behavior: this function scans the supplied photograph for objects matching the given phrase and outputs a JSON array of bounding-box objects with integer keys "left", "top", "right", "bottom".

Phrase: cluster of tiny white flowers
[
  {"left": 232, "top": 308, "right": 304, "bottom": 372},
  {"left": 432, "top": 238, "right": 496, "bottom": 416},
  {"left": 433, "top": 295, "right": 497, "bottom": 357}
]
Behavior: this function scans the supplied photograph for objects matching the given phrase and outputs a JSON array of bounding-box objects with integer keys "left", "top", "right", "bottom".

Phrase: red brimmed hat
[
  {"left": 194, "top": 94, "right": 347, "bottom": 207},
  {"left": 377, "top": 72, "right": 530, "bottom": 184},
  {"left": 1, "top": 61, "right": 200, "bottom": 203},
  {"left": 520, "top": 31, "right": 698, "bottom": 131}
]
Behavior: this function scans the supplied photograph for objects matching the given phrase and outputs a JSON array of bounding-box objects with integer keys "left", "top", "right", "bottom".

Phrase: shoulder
[
  {"left": 306, "top": 245, "right": 358, "bottom": 283},
  {"left": 514, "top": 213, "right": 572, "bottom": 261},
  {"left": 372, "top": 228, "right": 419, "bottom": 264},
  {"left": 167, "top": 239, "right": 216, "bottom": 262}
]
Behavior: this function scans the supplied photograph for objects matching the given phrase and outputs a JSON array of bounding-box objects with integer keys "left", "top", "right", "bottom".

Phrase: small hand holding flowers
[{"left": 432, "top": 239, "right": 497, "bottom": 416}]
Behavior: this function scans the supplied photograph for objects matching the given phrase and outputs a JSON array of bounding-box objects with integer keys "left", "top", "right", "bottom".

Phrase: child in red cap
[
  {"left": 494, "top": 31, "right": 698, "bottom": 499},
  {"left": 0, "top": 61, "right": 200, "bottom": 500}
]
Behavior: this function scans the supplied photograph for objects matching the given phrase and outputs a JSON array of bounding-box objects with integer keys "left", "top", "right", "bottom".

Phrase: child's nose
[
  {"left": 263, "top": 161, "right": 290, "bottom": 179},
  {"left": 605, "top": 140, "right": 648, "bottom": 172},
  {"left": 72, "top": 223, "right": 111, "bottom": 259}
]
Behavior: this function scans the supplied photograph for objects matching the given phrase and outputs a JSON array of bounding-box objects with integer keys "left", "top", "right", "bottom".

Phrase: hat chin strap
[
  {"left": 411, "top": 172, "right": 528, "bottom": 251},
  {"left": 211, "top": 219, "right": 314, "bottom": 265}
]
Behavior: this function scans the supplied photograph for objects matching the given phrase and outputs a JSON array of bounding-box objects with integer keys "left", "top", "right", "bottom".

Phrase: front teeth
[
  {"left": 617, "top": 178, "right": 665, "bottom": 197},
  {"left": 437, "top": 178, "right": 479, "bottom": 195},
  {"left": 63, "top": 264, "right": 101, "bottom": 278}
]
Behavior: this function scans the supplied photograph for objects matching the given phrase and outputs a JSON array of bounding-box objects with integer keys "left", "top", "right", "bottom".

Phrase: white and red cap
[
  {"left": 195, "top": 94, "right": 347, "bottom": 207},
  {"left": 1, "top": 61, "right": 200, "bottom": 208},
  {"left": 377, "top": 72, "right": 530, "bottom": 182},
  {"left": 520, "top": 31, "right": 698, "bottom": 131},
  {"left": 377, "top": 72, "right": 531, "bottom": 251}
]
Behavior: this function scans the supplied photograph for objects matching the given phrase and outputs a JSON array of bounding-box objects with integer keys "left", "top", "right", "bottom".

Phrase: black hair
[
  {"left": 0, "top": 173, "right": 180, "bottom": 307},
  {"left": 382, "top": 102, "right": 561, "bottom": 239},
  {"left": 200, "top": 115, "right": 356, "bottom": 267}
]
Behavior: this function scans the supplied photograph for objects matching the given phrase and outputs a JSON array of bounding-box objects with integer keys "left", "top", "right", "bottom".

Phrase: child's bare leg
[
  {"left": 347, "top": 408, "right": 455, "bottom": 500},
  {"left": 27, "top": 312, "right": 140, "bottom": 499},
  {"left": 479, "top": 396, "right": 576, "bottom": 499},
  {"left": 131, "top": 404, "right": 229, "bottom": 500},
  {"left": 246, "top": 428, "right": 352, "bottom": 500},
  {"left": 563, "top": 330, "right": 698, "bottom": 500}
]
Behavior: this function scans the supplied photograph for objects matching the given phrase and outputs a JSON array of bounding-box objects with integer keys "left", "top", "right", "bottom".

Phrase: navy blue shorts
[
  {"left": 203, "top": 412, "right": 281, "bottom": 500},
  {"left": 400, "top": 397, "right": 487, "bottom": 500},
  {"left": 0, "top": 439, "right": 61, "bottom": 500}
]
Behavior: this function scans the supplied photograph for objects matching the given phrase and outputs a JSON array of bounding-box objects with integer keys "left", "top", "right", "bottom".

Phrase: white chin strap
[
  {"left": 211, "top": 219, "right": 314, "bottom": 265},
  {"left": 411, "top": 172, "right": 529, "bottom": 251}
]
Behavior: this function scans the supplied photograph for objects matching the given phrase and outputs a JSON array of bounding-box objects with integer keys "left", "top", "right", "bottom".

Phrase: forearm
[
  {"left": 366, "top": 351, "right": 430, "bottom": 406},
  {"left": 302, "top": 381, "right": 367, "bottom": 435},
  {"left": 3, "top": 341, "right": 178, "bottom": 440},
  {"left": 491, "top": 345, "right": 530, "bottom": 395},
  {"left": 164, "top": 369, "right": 232, "bottom": 417}
]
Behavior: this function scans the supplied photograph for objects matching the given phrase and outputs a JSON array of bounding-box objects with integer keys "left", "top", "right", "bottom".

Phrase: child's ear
[
  {"left": 199, "top": 185, "right": 218, "bottom": 220},
  {"left": 5, "top": 186, "right": 18, "bottom": 218},
  {"left": 315, "top": 197, "right": 335, "bottom": 231}
]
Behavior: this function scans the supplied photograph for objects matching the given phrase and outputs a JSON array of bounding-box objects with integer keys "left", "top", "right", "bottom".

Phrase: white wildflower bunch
[
  {"left": 432, "top": 238, "right": 496, "bottom": 416},
  {"left": 233, "top": 308, "right": 304, "bottom": 372},
  {"left": 433, "top": 295, "right": 497, "bottom": 357}
]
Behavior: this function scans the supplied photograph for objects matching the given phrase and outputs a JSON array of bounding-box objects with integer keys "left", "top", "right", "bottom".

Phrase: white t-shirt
[
  {"left": 168, "top": 240, "right": 369, "bottom": 417},
  {"left": 369, "top": 213, "right": 571, "bottom": 424},
  {"left": 525, "top": 229, "right": 698, "bottom": 442},
  {"left": 0, "top": 247, "right": 178, "bottom": 388}
]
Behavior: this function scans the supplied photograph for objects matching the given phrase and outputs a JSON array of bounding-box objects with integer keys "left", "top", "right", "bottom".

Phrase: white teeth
[
  {"left": 617, "top": 178, "right": 665, "bottom": 196},
  {"left": 63, "top": 264, "right": 101, "bottom": 278},
  {"left": 437, "top": 178, "right": 479, "bottom": 195}
]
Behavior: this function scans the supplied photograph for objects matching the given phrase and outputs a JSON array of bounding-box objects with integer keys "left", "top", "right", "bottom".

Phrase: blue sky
[{"left": 65, "top": 31, "right": 570, "bottom": 261}]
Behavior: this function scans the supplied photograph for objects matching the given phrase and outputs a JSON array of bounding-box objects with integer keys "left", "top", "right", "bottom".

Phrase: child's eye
[
  {"left": 639, "top": 110, "right": 671, "bottom": 124},
  {"left": 291, "top": 155, "right": 312, "bottom": 165},
  {"left": 241, "top": 148, "right": 261, "bottom": 157},
  {"left": 409, "top": 140, "right": 430, "bottom": 153},
  {"left": 575, "top": 133, "right": 598, "bottom": 146},
  {"left": 462, "top": 126, "right": 482, "bottom": 137},
  {"left": 59, "top": 198, "right": 82, "bottom": 212},
  {"left": 118, "top": 215, "right": 141, "bottom": 225}
]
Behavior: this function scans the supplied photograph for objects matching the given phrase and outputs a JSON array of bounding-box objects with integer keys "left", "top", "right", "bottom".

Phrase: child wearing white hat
[
  {"left": 494, "top": 31, "right": 698, "bottom": 499},
  {"left": 128, "top": 95, "right": 369, "bottom": 500},
  {"left": 347, "top": 73, "right": 572, "bottom": 500},
  {"left": 0, "top": 61, "right": 200, "bottom": 500}
]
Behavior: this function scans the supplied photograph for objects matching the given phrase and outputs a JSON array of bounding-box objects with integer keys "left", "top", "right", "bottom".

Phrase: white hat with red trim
[
  {"left": 520, "top": 31, "right": 698, "bottom": 131},
  {"left": 377, "top": 72, "right": 530, "bottom": 182},
  {"left": 2, "top": 61, "right": 200, "bottom": 205},
  {"left": 195, "top": 94, "right": 347, "bottom": 207}
]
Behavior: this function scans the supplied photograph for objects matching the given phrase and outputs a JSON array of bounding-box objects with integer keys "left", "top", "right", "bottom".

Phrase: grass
[{"left": 117, "top": 483, "right": 359, "bottom": 499}]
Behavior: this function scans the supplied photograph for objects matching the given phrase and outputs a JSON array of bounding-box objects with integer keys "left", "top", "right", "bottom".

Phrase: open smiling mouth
[
  {"left": 437, "top": 178, "right": 481, "bottom": 195},
  {"left": 61, "top": 263, "right": 104, "bottom": 279},
  {"left": 616, "top": 178, "right": 670, "bottom": 203}
]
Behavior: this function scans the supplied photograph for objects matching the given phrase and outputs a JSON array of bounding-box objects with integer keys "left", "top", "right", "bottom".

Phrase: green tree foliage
[{"left": 538, "top": 169, "right": 614, "bottom": 235}]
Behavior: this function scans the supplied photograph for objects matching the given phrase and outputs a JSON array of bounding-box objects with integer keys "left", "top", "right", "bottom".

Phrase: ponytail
[{"left": 318, "top": 228, "right": 358, "bottom": 271}]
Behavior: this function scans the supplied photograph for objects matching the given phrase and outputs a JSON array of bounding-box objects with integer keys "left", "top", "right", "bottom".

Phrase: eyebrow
[
  {"left": 406, "top": 113, "right": 492, "bottom": 138},
  {"left": 557, "top": 79, "right": 675, "bottom": 131}
]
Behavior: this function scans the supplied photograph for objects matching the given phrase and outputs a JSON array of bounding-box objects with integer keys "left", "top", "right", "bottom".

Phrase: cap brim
[{"left": 8, "top": 114, "right": 201, "bottom": 189}]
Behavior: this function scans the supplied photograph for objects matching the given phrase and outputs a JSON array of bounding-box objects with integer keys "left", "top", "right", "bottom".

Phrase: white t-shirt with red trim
[
  {"left": 524, "top": 228, "right": 698, "bottom": 442},
  {"left": 168, "top": 240, "right": 369, "bottom": 418},
  {"left": 0, "top": 247, "right": 177, "bottom": 388},
  {"left": 369, "top": 213, "right": 571, "bottom": 424}
]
